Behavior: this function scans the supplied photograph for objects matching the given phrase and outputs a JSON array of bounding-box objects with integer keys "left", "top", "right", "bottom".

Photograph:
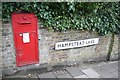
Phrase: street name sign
[{"left": 55, "top": 38, "right": 99, "bottom": 50}]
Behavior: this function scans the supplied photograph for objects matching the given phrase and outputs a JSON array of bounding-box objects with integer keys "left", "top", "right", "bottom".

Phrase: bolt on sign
[{"left": 55, "top": 38, "right": 99, "bottom": 50}]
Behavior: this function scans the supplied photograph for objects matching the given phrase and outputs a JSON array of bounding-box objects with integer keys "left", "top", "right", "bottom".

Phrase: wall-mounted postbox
[{"left": 11, "top": 12, "right": 39, "bottom": 67}]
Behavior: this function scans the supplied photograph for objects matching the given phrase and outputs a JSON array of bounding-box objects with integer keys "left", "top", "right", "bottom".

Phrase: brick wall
[
  {"left": 0, "top": 20, "right": 2, "bottom": 79},
  {"left": 2, "top": 23, "right": 119, "bottom": 76}
]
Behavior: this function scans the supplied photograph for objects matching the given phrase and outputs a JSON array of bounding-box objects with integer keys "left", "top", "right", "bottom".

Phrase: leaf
[{"left": 2, "top": 2, "right": 119, "bottom": 35}]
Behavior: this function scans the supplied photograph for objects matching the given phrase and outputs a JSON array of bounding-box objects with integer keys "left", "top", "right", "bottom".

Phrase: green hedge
[{"left": 2, "top": 2, "right": 120, "bottom": 35}]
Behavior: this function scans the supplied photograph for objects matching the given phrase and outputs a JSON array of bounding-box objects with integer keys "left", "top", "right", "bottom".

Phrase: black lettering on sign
[
  {"left": 82, "top": 41, "right": 85, "bottom": 45},
  {"left": 69, "top": 43, "right": 71, "bottom": 46},
  {"left": 76, "top": 42, "right": 79, "bottom": 46},
  {"left": 74, "top": 42, "right": 77, "bottom": 46},
  {"left": 58, "top": 44, "right": 62, "bottom": 48},
  {"left": 91, "top": 40, "right": 95, "bottom": 43},
  {"left": 62, "top": 44, "right": 64, "bottom": 47},
  {"left": 86, "top": 40, "right": 91, "bottom": 44},
  {"left": 64, "top": 43, "right": 69, "bottom": 47},
  {"left": 71, "top": 43, "right": 73, "bottom": 46},
  {"left": 55, "top": 38, "right": 99, "bottom": 50},
  {"left": 79, "top": 41, "right": 82, "bottom": 45}
]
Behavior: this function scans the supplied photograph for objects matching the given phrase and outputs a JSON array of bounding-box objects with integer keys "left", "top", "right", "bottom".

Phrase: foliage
[{"left": 2, "top": 2, "right": 120, "bottom": 35}]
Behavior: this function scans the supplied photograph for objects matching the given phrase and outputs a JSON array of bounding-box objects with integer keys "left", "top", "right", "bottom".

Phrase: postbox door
[{"left": 15, "top": 32, "right": 39, "bottom": 66}]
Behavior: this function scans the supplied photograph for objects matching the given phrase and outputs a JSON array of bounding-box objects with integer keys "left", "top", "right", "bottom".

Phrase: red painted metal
[{"left": 11, "top": 12, "right": 39, "bottom": 67}]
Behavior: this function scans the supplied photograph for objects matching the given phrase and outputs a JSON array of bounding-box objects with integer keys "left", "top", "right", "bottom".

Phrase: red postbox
[{"left": 11, "top": 12, "right": 39, "bottom": 67}]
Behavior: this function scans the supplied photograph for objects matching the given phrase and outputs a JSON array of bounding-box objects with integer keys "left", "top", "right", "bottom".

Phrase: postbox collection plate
[{"left": 12, "top": 12, "right": 39, "bottom": 67}]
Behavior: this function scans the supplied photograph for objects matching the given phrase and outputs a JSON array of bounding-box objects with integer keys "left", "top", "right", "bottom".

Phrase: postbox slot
[{"left": 18, "top": 22, "right": 31, "bottom": 24}]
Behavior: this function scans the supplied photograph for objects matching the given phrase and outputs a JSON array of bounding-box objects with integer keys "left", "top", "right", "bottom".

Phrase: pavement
[{"left": 2, "top": 60, "right": 119, "bottom": 79}]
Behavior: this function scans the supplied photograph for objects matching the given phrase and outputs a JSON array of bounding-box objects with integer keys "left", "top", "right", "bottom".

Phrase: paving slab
[
  {"left": 56, "top": 73, "right": 73, "bottom": 78},
  {"left": 65, "top": 67, "right": 84, "bottom": 78},
  {"left": 53, "top": 69, "right": 73, "bottom": 78},
  {"left": 98, "top": 65, "right": 107, "bottom": 70},
  {"left": 113, "top": 76, "right": 118, "bottom": 78},
  {"left": 28, "top": 78, "right": 39, "bottom": 80},
  {"left": 106, "top": 62, "right": 118, "bottom": 72},
  {"left": 38, "top": 72, "right": 56, "bottom": 78},
  {"left": 101, "top": 64, "right": 117, "bottom": 73},
  {"left": 74, "top": 74, "right": 88, "bottom": 78},
  {"left": 39, "top": 78, "right": 58, "bottom": 80},
  {"left": 112, "top": 71, "right": 118, "bottom": 77},
  {"left": 118, "top": 71, "right": 120, "bottom": 78},
  {"left": 2, "top": 78, "right": 37, "bottom": 80},
  {"left": 96, "top": 69, "right": 115, "bottom": 78},
  {"left": 24, "top": 74, "right": 38, "bottom": 78},
  {"left": 53, "top": 69, "right": 68, "bottom": 76},
  {"left": 110, "top": 63, "right": 118, "bottom": 71},
  {"left": 88, "top": 79, "right": 101, "bottom": 80},
  {"left": 57, "top": 78, "right": 74, "bottom": 80},
  {"left": 93, "top": 63, "right": 117, "bottom": 73},
  {"left": 82, "top": 68, "right": 100, "bottom": 78},
  {"left": 92, "top": 66, "right": 102, "bottom": 72},
  {"left": 99, "top": 79, "right": 118, "bottom": 80}
]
